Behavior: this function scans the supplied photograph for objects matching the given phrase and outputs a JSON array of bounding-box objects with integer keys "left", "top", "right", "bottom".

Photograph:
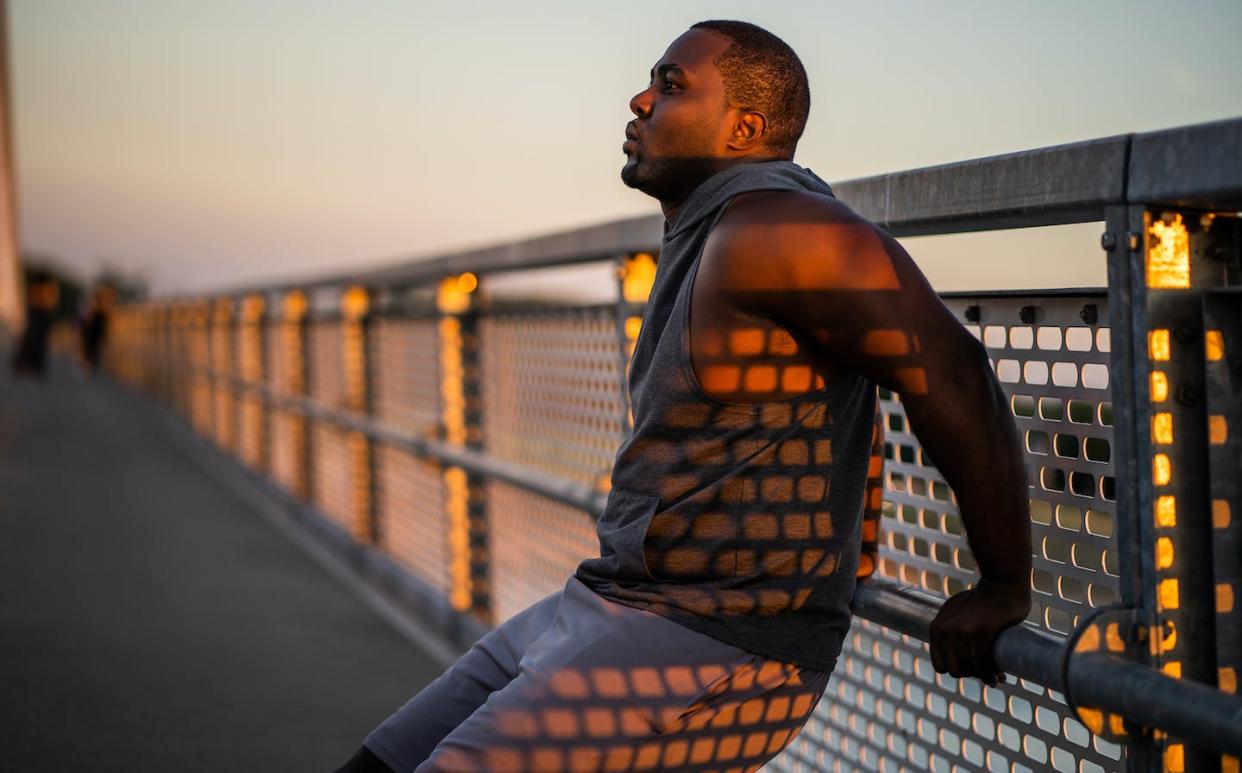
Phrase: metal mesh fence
[
  {"left": 303, "top": 320, "right": 355, "bottom": 534},
  {"left": 100, "top": 286, "right": 1130, "bottom": 772},
  {"left": 370, "top": 316, "right": 440, "bottom": 435},
  {"left": 188, "top": 316, "right": 212, "bottom": 437},
  {"left": 375, "top": 444, "right": 452, "bottom": 595},
  {"left": 235, "top": 314, "right": 265, "bottom": 469},
  {"left": 770, "top": 292, "right": 1124, "bottom": 773},
  {"left": 370, "top": 315, "right": 451, "bottom": 594},
  {"left": 487, "top": 478, "right": 602, "bottom": 623},
  {"left": 100, "top": 282, "right": 1138, "bottom": 772},
  {"left": 479, "top": 307, "right": 627, "bottom": 490}
]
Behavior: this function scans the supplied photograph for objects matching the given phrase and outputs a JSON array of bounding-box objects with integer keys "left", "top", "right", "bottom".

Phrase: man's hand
[{"left": 928, "top": 578, "right": 1032, "bottom": 687}]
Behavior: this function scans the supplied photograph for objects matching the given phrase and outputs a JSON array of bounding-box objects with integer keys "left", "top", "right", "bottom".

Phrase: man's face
[{"left": 621, "top": 29, "right": 735, "bottom": 202}]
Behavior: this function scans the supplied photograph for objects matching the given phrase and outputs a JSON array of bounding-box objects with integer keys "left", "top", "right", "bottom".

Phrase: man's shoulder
[
  {"left": 718, "top": 188, "right": 867, "bottom": 235},
  {"left": 704, "top": 188, "right": 884, "bottom": 275}
]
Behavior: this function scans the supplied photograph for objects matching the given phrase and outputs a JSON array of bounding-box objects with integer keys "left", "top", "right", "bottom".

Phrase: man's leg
[
  {"left": 413, "top": 577, "right": 832, "bottom": 772},
  {"left": 354, "top": 583, "right": 567, "bottom": 772}
]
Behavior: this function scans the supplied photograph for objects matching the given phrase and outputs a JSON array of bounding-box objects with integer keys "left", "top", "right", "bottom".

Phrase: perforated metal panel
[
  {"left": 235, "top": 316, "right": 266, "bottom": 469},
  {"left": 236, "top": 394, "right": 265, "bottom": 467},
  {"left": 370, "top": 317, "right": 451, "bottom": 593},
  {"left": 370, "top": 317, "right": 440, "bottom": 435},
  {"left": 311, "top": 422, "right": 357, "bottom": 533},
  {"left": 97, "top": 310, "right": 128, "bottom": 381},
  {"left": 210, "top": 312, "right": 235, "bottom": 451},
  {"left": 188, "top": 315, "right": 213, "bottom": 437},
  {"left": 769, "top": 293, "right": 1124, "bottom": 773},
  {"left": 303, "top": 321, "right": 352, "bottom": 531},
  {"left": 264, "top": 321, "right": 300, "bottom": 496},
  {"left": 479, "top": 307, "right": 627, "bottom": 490},
  {"left": 269, "top": 408, "right": 303, "bottom": 496},
  {"left": 309, "top": 321, "right": 345, "bottom": 409},
  {"left": 375, "top": 444, "right": 452, "bottom": 595},
  {"left": 266, "top": 320, "right": 291, "bottom": 398},
  {"left": 1204, "top": 292, "right": 1241, "bottom": 747},
  {"left": 97, "top": 309, "right": 145, "bottom": 386},
  {"left": 874, "top": 295, "right": 1119, "bottom": 633},
  {"left": 168, "top": 311, "right": 189, "bottom": 420},
  {"left": 488, "top": 479, "right": 601, "bottom": 623},
  {"left": 170, "top": 309, "right": 192, "bottom": 422}
]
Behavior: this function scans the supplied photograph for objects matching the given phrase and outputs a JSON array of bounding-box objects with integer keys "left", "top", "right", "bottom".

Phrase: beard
[{"left": 621, "top": 151, "right": 721, "bottom": 205}]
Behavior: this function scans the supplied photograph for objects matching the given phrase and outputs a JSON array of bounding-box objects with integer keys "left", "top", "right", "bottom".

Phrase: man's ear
[{"left": 726, "top": 110, "right": 769, "bottom": 152}]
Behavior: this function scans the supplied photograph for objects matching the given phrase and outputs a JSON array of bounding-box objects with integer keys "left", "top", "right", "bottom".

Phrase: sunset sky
[{"left": 11, "top": 0, "right": 1242, "bottom": 295}]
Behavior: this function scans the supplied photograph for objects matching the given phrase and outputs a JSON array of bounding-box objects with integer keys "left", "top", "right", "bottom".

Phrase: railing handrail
[
  {"left": 852, "top": 579, "right": 1242, "bottom": 756},
  {"left": 181, "top": 115, "right": 1240, "bottom": 300}
]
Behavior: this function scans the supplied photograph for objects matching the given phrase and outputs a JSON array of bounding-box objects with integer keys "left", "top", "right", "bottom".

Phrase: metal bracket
[{"left": 1062, "top": 605, "right": 1159, "bottom": 742}]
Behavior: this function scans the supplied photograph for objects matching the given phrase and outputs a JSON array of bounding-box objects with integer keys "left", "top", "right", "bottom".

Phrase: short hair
[{"left": 690, "top": 19, "right": 810, "bottom": 158}]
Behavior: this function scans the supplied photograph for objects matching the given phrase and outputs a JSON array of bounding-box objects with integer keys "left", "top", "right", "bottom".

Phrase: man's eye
[{"left": 662, "top": 81, "right": 680, "bottom": 91}]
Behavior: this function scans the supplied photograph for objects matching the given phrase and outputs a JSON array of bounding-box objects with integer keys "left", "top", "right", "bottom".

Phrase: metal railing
[{"left": 102, "top": 116, "right": 1242, "bottom": 772}]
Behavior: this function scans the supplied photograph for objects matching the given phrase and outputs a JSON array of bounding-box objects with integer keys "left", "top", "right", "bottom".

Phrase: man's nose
[{"left": 629, "top": 87, "right": 652, "bottom": 119}]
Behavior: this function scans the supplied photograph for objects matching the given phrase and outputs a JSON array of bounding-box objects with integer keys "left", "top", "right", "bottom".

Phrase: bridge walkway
[{"left": 0, "top": 355, "right": 445, "bottom": 772}]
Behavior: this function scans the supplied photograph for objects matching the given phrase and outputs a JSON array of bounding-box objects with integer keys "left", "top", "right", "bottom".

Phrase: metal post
[
  {"left": 165, "top": 303, "right": 176, "bottom": 407},
  {"left": 283, "top": 290, "right": 311, "bottom": 501},
  {"left": 613, "top": 251, "right": 657, "bottom": 437},
  {"left": 219, "top": 297, "right": 241, "bottom": 453},
  {"left": 1105, "top": 205, "right": 1144, "bottom": 618},
  {"left": 156, "top": 304, "right": 169, "bottom": 405},
  {"left": 1204, "top": 283, "right": 1242, "bottom": 773},
  {"left": 341, "top": 285, "right": 377, "bottom": 545},
  {"left": 170, "top": 305, "right": 181, "bottom": 411},
  {"left": 436, "top": 272, "right": 489, "bottom": 623},
  {"left": 240, "top": 293, "right": 268, "bottom": 474},
  {"left": 177, "top": 302, "right": 193, "bottom": 422},
  {"left": 195, "top": 299, "right": 213, "bottom": 436},
  {"left": 205, "top": 299, "right": 218, "bottom": 443},
  {"left": 1105, "top": 204, "right": 1240, "bottom": 771}
]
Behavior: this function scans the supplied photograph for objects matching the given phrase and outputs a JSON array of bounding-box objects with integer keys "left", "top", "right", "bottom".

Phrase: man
[
  {"left": 79, "top": 283, "right": 115, "bottom": 376},
  {"left": 340, "top": 19, "right": 1030, "bottom": 772},
  {"left": 8, "top": 271, "right": 59, "bottom": 380}
]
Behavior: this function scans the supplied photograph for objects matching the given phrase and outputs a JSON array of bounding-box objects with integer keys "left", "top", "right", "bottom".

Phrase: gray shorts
[{"left": 364, "top": 575, "right": 831, "bottom": 772}]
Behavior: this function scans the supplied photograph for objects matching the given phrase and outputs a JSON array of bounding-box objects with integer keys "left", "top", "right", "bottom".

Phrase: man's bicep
[{"left": 749, "top": 221, "right": 980, "bottom": 396}]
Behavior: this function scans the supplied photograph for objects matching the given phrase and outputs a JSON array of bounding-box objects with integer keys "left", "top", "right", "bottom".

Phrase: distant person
[
  {"left": 9, "top": 271, "right": 59, "bottom": 380},
  {"left": 339, "top": 20, "right": 1031, "bottom": 772},
  {"left": 79, "top": 283, "right": 115, "bottom": 376}
]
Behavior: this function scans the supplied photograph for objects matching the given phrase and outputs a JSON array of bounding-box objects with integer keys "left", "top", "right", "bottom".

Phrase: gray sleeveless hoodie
[{"left": 574, "top": 159, "right": 877, "bottom": 673}]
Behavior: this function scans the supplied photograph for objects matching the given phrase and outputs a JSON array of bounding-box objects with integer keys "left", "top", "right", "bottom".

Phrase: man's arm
[{"left": 706, "top": 191, "right": 1032, "bottom": 686}]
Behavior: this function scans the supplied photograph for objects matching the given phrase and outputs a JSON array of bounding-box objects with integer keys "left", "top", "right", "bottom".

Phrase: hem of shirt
[{"left": 583, "top": 580, "right": 844, "bottom": 675}]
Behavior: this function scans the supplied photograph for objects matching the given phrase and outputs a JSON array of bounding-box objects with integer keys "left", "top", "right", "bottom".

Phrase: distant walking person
[
  {"left": 79, "top": 283, "right": 115, "bottom": 376},
  {"left": 339, "top": 19, "right": 1031, "bottom": 772},
  {"left": 8, "top": 271, "right": 59, "bottom": 380}
]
